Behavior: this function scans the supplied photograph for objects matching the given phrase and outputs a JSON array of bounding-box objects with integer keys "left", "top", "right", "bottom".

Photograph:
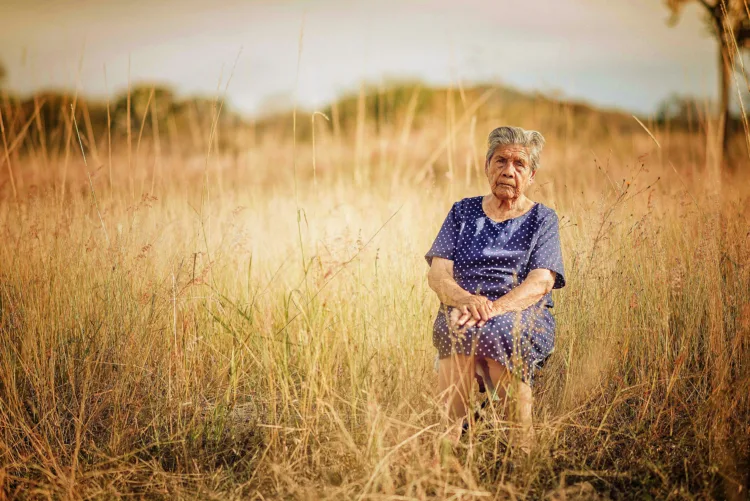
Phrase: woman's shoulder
[
  {"left": 451, "top": 196, "right": 484, "bottom": 218},
  {"left": 533, "top": 202, "right": 558, "bottom": 217},
  {"left": 529, "top": 202, "right": 560, "bottom": 225}
]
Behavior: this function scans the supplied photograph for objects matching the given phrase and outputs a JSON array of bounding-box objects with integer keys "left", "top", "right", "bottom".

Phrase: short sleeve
[
  {"left": 528, "top": 211, "right": 566, "bottom": 289},
  {"left": 425, "top": 202, "right": 461, "bottom": 266}
]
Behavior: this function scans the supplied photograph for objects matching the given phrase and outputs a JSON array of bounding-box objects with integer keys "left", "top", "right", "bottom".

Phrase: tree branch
[{"left": 697, "top": 0, "right": 721, "bottom": 18}]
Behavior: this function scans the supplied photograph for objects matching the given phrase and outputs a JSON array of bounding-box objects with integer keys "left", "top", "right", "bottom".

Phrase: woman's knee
[{"left": 439, "top": 354, "right": 473, "bottom": 373}]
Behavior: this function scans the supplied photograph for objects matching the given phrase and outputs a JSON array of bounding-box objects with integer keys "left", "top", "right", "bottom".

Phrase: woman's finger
[
  {"left": 468, "top": 305, "right": 481, "bottom": 321},
  {"left": 449, "top": 308, "right": 460, "bottom": 324},
  {"left": 457, "top": 306, "right": 471, "bottom": 326},
  {"left": 458, "top": 313, "right": 471, "bottom": 326},
  {"left": 478, "top": 303, "right": 490, "bottom": 322}
]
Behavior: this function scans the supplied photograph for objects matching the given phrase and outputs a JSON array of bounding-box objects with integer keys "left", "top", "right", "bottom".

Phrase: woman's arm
[
  {"left": 456, "top": 268, "right": 556, "bottom": 331},
  {"left": 427, "top": 257, "right": 492, "bottom": 324},
  {"left": 492, "top": 268, "right": 556, "bottom": 313},
  {"left": 427, "top": 257, "right": 470, "bottom": 306}
]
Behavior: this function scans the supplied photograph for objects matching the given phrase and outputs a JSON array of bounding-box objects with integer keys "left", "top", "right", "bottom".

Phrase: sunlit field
[{"left": 1, "top": 86, "right": 749, "bottom": 499}]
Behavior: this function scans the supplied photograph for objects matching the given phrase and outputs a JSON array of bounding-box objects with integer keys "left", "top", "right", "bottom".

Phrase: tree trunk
[{"left": 718, "top": 31, "right": 732, "bottom": 171}]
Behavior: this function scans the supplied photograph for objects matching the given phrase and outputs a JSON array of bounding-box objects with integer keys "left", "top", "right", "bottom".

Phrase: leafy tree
[{"left": 666, "top": 0, "right": 750, "bottom": 169}]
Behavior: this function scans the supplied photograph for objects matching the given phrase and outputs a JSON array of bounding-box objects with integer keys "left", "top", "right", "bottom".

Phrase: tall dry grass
[{"left": 0, "top": 85, "right": 749, "bottom": 500}]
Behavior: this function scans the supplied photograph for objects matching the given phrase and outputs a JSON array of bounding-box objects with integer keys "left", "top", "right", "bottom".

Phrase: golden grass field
[{"left": 0, "top": 86, "right": 749, "bottom": 499}]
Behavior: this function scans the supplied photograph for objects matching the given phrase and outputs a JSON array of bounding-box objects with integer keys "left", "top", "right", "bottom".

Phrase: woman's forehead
[{"left": 492, "top": 144, "right": 529, "bottom": 159}]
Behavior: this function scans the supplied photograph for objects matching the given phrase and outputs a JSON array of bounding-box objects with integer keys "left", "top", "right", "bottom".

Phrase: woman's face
[{"left": 485, "top": 144, "right": 535, "bottom": 201}]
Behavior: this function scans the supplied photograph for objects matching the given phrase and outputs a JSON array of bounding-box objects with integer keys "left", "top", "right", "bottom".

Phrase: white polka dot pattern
[{"left": 425, "top": 196, "right": 566, "bottom": 384}]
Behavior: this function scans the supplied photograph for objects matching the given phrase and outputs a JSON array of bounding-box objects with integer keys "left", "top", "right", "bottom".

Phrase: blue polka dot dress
[{"left": 425, "top": 196, "right": 566, "bottom": 384}]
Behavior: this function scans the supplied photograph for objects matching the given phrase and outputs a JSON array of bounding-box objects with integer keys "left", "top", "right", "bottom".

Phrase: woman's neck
[{"left": 482, "top": 194, "right": 533, "bottom": 221}]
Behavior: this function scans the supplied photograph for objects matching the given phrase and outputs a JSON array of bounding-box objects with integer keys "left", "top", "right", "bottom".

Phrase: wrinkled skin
[{"left": 484, "top": 144, "right": 536, "bottom": 211}]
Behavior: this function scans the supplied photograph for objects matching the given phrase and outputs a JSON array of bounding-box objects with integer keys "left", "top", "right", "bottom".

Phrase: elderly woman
[{"left": 425, "top": 126, "right": 565, "bottom": 451}]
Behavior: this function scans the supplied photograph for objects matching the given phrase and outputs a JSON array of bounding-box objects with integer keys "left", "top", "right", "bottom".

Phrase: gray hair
[{"left": 485, "top": 126, "right": 546, "bottom": 173}]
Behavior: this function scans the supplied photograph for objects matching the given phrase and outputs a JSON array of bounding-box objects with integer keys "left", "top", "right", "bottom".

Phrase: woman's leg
[
  {"left": 437, "top": 354, "right": 475, "bottom": 440},
  {"left": 483, "top": 358, "right": 534, "bottom": 451}
]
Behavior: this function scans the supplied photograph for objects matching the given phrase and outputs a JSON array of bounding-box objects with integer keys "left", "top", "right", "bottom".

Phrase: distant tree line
[
  {"left": 0, "top": 83, "right": 248, "bottom": 158},
  {"left": 0, "top": 58, "right": 746, "bottom": 165}
]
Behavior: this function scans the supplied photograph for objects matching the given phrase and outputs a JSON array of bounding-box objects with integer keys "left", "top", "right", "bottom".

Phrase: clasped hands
[{"left": 448, "top": 295, "right": 502, "bottom": 333}]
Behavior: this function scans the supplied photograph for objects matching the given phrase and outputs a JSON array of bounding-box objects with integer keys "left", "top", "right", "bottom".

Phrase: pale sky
[{"left": 0, "top": 0, "right": 717, "bottom": 115}]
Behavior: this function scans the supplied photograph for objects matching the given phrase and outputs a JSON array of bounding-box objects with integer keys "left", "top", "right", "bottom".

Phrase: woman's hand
[
  {"left": 448, "top": 295, "right": 494, "bottom": 330},
  {"left": 450, "top": 300, "right": 507, "bottom": 333},
  {"left": 428, "top": 257, "right": 506, "bottom": 331}
]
